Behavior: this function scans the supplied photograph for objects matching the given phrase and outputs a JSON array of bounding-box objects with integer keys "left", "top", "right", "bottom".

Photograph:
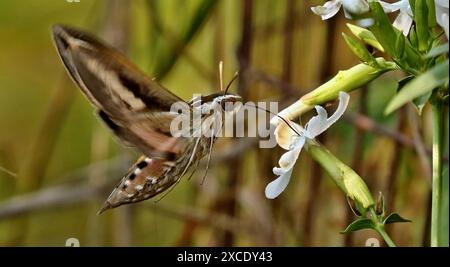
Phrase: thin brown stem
[
  {"left": 345, "top": 87, "right": 368, "bottom": 246},
  {"left": 282, "top": 0, "right": 295, "bottom": 85},
  {"left": 386, "top": 107, "right": 408, "bottom": 214}
]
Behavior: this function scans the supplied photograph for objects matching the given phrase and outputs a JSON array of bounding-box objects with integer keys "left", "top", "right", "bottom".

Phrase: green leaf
[
  {"left": 341, "top": 218, "right": 375, "bottom": 233},
  {"left": 409, "top": 26, "right": 418, "bottom": 48},
  {"left": 426, "top": 0, "right": 437, "bottom": 27},
  {"left": 426, "top": 43, "right": 449, "bottom": 58},
  {"left": 395, "top": 32, "right": 406, "bottom": 59},
  {"left": 342, "top": 33, "right": 379, "bottom": 67},
  {"left": 383, "top": 213, "right": 412, "bottom": 224},
  {"left": 413, "top": 92, "right": 432, "bottom": 114},
  {"left": 385, "top": 60, "right": 449, "bottom": 114},
  {"left": 346, "top": 23, "right": 385, "bottom": 52},
  {"left": 415, "top": 0, "right": 429, "bottom": 52},
  {"left": 369, "top": 2, "right": 398, "bottom": 57},
  {"left": 369, "top": 1, "right": 421, "bottom": 70},
  {"left": 409, "top": 0, "right": 416, "bottom": 16},
  {"left": 396, "top": 76, "right": 430, "bottom": 114},
  {"left": 397, "top": 75, "right": 415, "bottom": 92}
]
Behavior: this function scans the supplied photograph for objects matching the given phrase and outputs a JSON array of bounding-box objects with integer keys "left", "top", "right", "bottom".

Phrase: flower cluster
[{"left": 311, "top": 0, "right": 449, "bottom": 38}]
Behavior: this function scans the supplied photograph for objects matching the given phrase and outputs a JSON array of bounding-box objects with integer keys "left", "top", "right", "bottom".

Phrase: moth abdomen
[{"left": 98, "top": 156, "right": 174, "bottom": 214}]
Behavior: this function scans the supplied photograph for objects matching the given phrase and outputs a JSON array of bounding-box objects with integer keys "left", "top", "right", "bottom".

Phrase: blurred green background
[{"left": 0, "top": 0, "right": 447, "bottom": 246}]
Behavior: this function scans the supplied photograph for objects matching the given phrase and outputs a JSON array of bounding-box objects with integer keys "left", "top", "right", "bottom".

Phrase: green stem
[
  {"left": 376, "top": 225, "right": 396, "bottom": 247},
  {"left": 431, "top": 101, "right": 443, "bottom": 247},
  {"left": 370, "top": 209, "right": 396, "bottom": 247}
]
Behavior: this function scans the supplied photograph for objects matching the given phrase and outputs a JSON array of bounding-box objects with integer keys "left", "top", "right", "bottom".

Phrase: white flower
[
  {"left": 379, "top": 0, "right": 449, "bottom": 37},
  {"left": 265, "top": 92, "right": 350, "bottom": 199},
  {"left": 312, "top": 0, "right": 448, "bottom": 37},
  {"left": 435, "top": 0, "right": 449, "bottom": 38},
  {"left": 311, "top": 0, "right": 370, "bottom": 20},
  {"left": 311, "top": 0, "right": 412, "bottom": 35},
  {"left": 311, "top": 0, "right": 343, "bottom": 20},
  {"left": 379, "top": 0, "right": 413, "bottom": 36}
]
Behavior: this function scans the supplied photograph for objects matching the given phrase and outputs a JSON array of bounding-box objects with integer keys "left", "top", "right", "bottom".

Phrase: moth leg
[
  {"left": 200, "top": 113, "right": 223, "bottom": 185},
  {"left": 200, "top": 134, "right": 214, "bottom": 185},
  {"left": 187, "top": 157, "right": 200, "bottom": 181},
  {"left": 179, "top": 136, "right": 202, "bottom": 178}
]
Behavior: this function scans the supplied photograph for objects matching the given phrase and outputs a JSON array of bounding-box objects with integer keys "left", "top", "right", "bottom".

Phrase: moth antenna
[
  {"left": 243, "top": 103, "right": 301, "bottom": 136},
  {"left": 224, "top": 71, "right": 239, "bottom": 95},
  {"left": 219, "top": 61, "right": 224, "bottom": 92}
]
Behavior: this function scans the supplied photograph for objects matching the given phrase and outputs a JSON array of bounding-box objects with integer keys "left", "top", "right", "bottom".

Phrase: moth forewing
[{"left": 52, "top": 24, "right": 184, "bottom": 117}]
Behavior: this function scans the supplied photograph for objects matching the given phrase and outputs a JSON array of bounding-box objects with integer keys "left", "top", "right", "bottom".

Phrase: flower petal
[
  {"left": 436, "top": 4, "right": 449, "bottom": 39},
  {"left": 436, "top": 0, "right": 449, "bottom": 9},
  {"left": 274, "top": 120, "right": 303, "bottom": 150},
  {"left": 278, "top": 137, "right": 305, "bottom": 170},
  {"left": 357, "top": 18, "right": 375, "bottom": 28},
  {"left": 393, "top": 11, "right": 413, "bottom": 36},
  {"left": 304, "top": 106, "right": 328, "bottom": 138},
  {"left": 325, "top": 91, "right": 350, "bottom": 126},
  {"left": 439, "top": 13, "right": 449, "bottom": 39},
  {"left": 342, "top": 0, "right": 369, "bottom": 16},
  {"left": 305, "top": 91, "right": 350, "bottom": 138},
  {"left": 311, "top": 0, "right": 342, "bottom": 20},
  {"left": 378, "top": 1, "right": 402, "bottom": 13},
  {"left": 343, "top": 7, "right": 353, "bottom": 19},
  {"left": 273, "top": 167, "right": 285, "bottom": 176},
  {"left": 265, "top": 168, "right": 294, "bottom": 199}
]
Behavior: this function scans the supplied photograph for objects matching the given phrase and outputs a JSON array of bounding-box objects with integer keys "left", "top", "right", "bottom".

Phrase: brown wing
[{"left": 52, "top": 24, "right": 190, "bottom": 158}]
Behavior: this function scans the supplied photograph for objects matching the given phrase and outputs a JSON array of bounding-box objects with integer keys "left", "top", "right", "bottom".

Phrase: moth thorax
[{"left": 217, "top": 95, "right": 242, "bottom": 113}]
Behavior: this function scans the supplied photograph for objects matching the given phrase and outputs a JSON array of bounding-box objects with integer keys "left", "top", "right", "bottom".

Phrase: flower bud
[{"left": 305, "top": 139, "right": 375, "bottom": 209}]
